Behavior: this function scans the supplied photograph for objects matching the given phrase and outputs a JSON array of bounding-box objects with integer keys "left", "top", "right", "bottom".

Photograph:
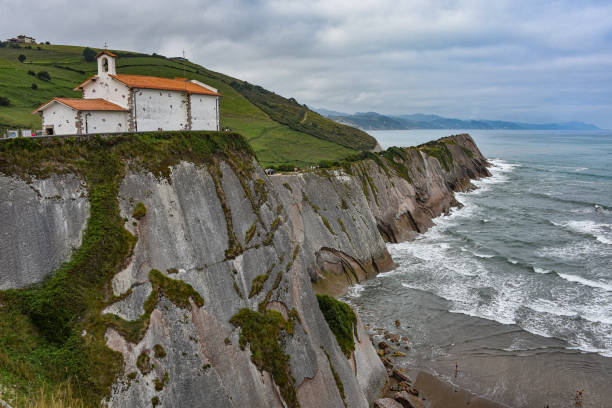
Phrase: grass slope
[{"left": 0, "top": 43, "right": 362, "bottom": 167}]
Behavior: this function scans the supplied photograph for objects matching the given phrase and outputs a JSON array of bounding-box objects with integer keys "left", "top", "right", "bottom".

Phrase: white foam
[
  {"left": 557, "top": 273, "right": 612, "bottom": 291},
  {"left": 473, "top": 252, "right": 495, "bottom": 259},
  {"left": 448, "top": 308, "right": 517, "bottom": 325},
  {"left": 567, "top": 345, "right": 612, "bottom": 358},
  {"left": 563, "top": 220, "right": 612, "bottom": 245},
  {"left": 532, "top": 266, "right": 552, "bottom": 274},
  {"left": 526, "top": 299, "right": 578, "bottom": 318},
  {"left": 345, "top": 283, "right": 366, "bottom": 298}
]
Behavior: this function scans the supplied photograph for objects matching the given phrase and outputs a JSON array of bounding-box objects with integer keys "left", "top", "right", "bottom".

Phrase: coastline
[{"left": 352, "top": 129, "right": 612, "bottom": 408}]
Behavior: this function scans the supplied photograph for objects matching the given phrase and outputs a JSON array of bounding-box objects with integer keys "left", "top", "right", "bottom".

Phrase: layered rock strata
[{"left": 0, "top": 132, "right": 488, "bottom": 407}]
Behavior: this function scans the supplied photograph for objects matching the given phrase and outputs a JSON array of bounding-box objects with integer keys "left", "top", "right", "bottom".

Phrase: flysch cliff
[{"left": 0, "top": 132, "right": 488, "bottom": 407}]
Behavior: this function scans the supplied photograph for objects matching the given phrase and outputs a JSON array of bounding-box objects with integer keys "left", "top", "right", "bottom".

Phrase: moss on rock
[
  {"left": 132, "top": 202, "right": 147, "bottom": 219},
  {"left": 316, "top": 295, "right": 357, "bottom": 358},
  {"left": 230, "top": 308, "right": 299, "bottom": 408}
]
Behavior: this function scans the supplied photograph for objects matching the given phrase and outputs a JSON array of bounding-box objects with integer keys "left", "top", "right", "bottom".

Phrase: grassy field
[{"left": 0, "top": 43, "right": 361, "bottom": 167}]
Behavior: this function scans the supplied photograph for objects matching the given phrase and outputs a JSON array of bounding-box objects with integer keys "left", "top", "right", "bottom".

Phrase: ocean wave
[
  {"left": 556, "top": 273, "right": 612, "bottom": 291},
  {"left": 448, "top": 308, "right": 517, "bottom": 325},
  {"left": 567, "top": 345, "right": 612, "bottom": 358},
  {"left": 538, "top": 240, "right": 608, "bottom": 262},
  {"left": 468, "top": 159, "right": 517, "bottom": 193},
  {"left": 526, "top": 192, "right": 612, "bottom": 213},
  {"left": 525, "top": 299, "right": 578, "bottom": 318},
  {"left": 563, "top": 220, "right": 612, "bottom": 245},
  {"left": 345, "top": 283, "right": 366, "bottom": 298},
  {"left": 532, "top": 266, "right": 553, "bottom": 274}
]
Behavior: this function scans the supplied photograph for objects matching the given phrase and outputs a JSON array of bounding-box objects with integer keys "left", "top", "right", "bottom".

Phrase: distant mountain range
[{"left": 315, "top": 110, "right": 603, "bottom": 131}]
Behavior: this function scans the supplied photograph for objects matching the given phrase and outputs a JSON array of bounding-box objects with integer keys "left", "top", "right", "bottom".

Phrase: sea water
[{"left": 345, "top": 130, "right": 612, "bottom": 407}]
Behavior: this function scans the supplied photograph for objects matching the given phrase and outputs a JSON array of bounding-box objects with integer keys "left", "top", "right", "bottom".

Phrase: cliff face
[
  {"left": 103, "top": 159, "right": 383, "bottom": 408},
  {"left": 272, "top": 134, "right": 489, "bottom": 295},
  {"left": 0, "top": 132, "right": 487, "bottom": 408},
  {"left": 0, "top": 174, "right": 89, "bottom": 290}
]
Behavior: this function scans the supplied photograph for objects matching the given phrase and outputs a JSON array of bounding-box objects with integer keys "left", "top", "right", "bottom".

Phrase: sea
[{"left": 345, "top": 130, "right": 612, "bottom": 408}]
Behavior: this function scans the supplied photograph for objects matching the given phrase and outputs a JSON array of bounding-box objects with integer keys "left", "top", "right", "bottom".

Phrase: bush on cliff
[{"left": 316, "top": 294, "right": 357, "bottom": 358}]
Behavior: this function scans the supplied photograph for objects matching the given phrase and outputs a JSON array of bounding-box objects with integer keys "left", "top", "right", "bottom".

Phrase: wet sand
[{"left": 415, "top": 371, "right": 508, "bottom": 408}]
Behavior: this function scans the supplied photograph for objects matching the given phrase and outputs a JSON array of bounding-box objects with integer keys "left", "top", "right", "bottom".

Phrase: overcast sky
[{"left": 2, "top": 0, "right": 611, "bottom": 128}]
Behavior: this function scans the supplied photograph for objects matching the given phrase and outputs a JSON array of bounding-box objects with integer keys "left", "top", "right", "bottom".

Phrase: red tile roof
[
  {"left": 33, "top": 98, "right": 128, "bottom": 113},
  {"left": 95, "top": 50, "right": 118, "bottom": 58},
  {"left": 110, "top": 74, "right": 221, "bottom": 96}
]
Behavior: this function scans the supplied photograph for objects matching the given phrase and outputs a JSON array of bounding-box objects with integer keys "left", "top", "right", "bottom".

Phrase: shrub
[
  {"left": 28, "top": 70, "right": 35, "bottom": 76},
  {"left": 18, "top": 54, "right": 26, "bottom": 63},
  {"left": 10, "top": 43, "right": 20, "bottom": 49},
  {"left": 37, "top": 71, "right": 51, "bottom": 81},
  {"left": 316, "top": 294, "right": 357, "bottom": 357},
  {"left": 45, "top": 41, "right": 50, "bottom": 44},
  {"left": 0, "top": 42, "right": 6, "bottom": 48},
  {"left": 31, "top": 83, "right": 38, "bottom": 90},
  {"left": 82, "top": 47, "right": 96, "bottom": 62},
  {"left": 153, "top": 344, "right": 166, "bottom": 358},
  {"left": 0, "top": 96, "right": 9, "bottom": 106},
  {"left": 132, "top": 202, "right": 146, "bottom": 219}
]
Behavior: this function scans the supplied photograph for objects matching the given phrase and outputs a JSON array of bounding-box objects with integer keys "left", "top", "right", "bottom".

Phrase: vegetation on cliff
[
  {"left": 316, "top": 295, "right": 357, "bottom": 358},
  {"left": 230, "top": 308, "right": 300, "bottom": 408},
  {"left": 0, "top": 131, "right": 252, "bottom": 406}
]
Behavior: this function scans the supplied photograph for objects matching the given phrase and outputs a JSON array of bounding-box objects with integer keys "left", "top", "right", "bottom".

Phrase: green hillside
[{"left": 0, "top": 43, "right": 377, "bottom": 167}]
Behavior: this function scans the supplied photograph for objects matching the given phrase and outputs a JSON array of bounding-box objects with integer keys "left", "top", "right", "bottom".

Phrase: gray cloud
[{"left": 2, "top": 0, "right": 611, "bottom": 127}]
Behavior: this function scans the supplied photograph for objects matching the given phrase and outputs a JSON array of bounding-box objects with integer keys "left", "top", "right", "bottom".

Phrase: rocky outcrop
[
  {"left": 103, "top": 158, "right": 382, "bottom": 407},
  {"left": 0, "top": 132, "right": 488, "bottom": 408},
  {"left": 0, "top": 174, "right": 89, "bottom": 289},
  {"left": 272, "top": 170, "right": 395, "bottom": 297},
  {"left": 349, "top": 134, "right": 489, "bottom": 244},
  {"left": 272, "top": 134, "right": 489, "bottom": 295}
]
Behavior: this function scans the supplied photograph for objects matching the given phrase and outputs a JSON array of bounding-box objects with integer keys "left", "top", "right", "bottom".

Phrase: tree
[
  {"left": 28, "top": 70, "right": 35, "bottom": 76},
  {"left": 18, "top": 54, "right": 26, "bottom": 63},
  {"left": 37, "top": 71, "right": 51, "bottom": 81},
  {"left": 31, "top": 83, "right": 38, "bottom": 90},
  {"left": 82, "top": 47, "right": 96, "bottom": 62},
  {"left": 0, "top": 97, "right": 10, "bottom": 106}
]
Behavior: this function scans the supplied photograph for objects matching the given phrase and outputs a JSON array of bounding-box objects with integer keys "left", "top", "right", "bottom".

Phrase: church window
[
  {"left": 92, "top": 89, "right": 96, "bottom": 93},
  {"left": 102, "top": 57, "right": 109, "bottom": 73},
  {"left": 170, "top": 105, "right": 173, "bottom": 109}
]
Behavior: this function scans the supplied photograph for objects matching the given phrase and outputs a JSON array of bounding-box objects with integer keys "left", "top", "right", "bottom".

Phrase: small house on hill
[{"left": 34, "top": 51, "right": 220, "bottom": 136}]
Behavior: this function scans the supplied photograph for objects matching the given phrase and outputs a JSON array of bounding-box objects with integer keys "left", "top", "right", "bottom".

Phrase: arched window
[{"left": 102, "top": 57, "right": 109, "bottom": 73}]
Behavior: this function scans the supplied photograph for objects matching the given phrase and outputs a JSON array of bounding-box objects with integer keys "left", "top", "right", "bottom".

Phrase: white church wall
[
  {"left": 134, "top": 88, "right": 188, "bottom": 132},
  {"left": 190, "top": 94, "right": 219, "bottom": 131},
  {"left": 82, "top": 78, "right": 130, "bottom": 109},
  {"left": 83, "top": 111, "right": 129, "bottom": 134},
  {"left": 42, "top": 103, "right": 77, "bottom": 135}
]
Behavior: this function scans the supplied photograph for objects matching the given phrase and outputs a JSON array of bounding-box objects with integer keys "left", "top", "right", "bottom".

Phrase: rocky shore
[{"left": 365, "top": 322, "right": 508, "bottom": 408}]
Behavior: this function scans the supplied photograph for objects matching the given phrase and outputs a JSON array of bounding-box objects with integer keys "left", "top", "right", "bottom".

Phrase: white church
[{"left": 34, "top": 51, "right": 220, "bottom": 135}]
